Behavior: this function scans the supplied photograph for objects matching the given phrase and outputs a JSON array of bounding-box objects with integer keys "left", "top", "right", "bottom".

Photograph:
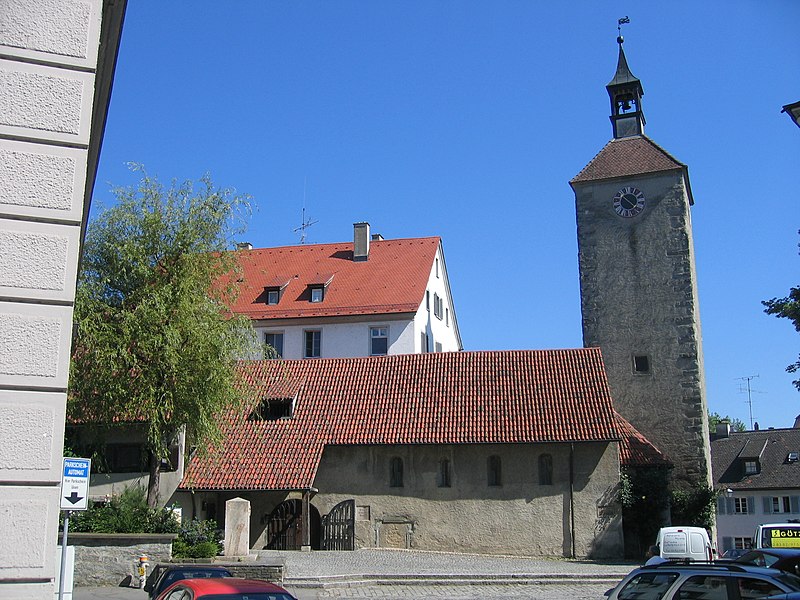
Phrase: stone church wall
[{"left": 311, "top": 441, "right": 623, "bottom": 558}]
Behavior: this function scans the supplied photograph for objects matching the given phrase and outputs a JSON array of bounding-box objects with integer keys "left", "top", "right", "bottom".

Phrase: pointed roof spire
[{"left": 607, "top": 39, "right": 641, "bottom": 88}]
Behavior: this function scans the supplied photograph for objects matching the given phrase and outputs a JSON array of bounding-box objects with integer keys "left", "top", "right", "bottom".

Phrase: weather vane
[{"left": 617, "top": 16, "right": 630, "bottom": 44}]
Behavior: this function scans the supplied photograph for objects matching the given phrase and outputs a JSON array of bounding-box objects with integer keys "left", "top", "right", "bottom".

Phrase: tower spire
[{"left": 606, "top": 18, "right": 645, "bottom": 139}]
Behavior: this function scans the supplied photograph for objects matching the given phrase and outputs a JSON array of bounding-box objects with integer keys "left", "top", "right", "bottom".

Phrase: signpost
[{"left": 59, "top": 457, "right": 90, "bottom": 600}]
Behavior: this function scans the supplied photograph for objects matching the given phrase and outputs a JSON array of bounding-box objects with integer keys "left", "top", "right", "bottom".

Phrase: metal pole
[{"left": 58, "top": 511, "right": 70, "bottom": 600}]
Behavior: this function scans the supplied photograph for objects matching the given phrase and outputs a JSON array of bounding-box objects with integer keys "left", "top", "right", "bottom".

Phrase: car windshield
[
  {"left": 737, "top": 552, "right": 780, "bottom": 567},
  {"left": 617, "top": 572, "right": 680, "bottom": 600}
]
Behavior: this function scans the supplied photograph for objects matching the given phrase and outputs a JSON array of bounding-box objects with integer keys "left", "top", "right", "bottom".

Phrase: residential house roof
[
  {"left": 227, "top": 236, "right": 440, "bottom": 320},
  {"left": 181, "top": 348, "right": 623, "bottom": 491},
  {"left": 570, "top": 136, "right": 693, "bottom": 205},
  {"left": 712, "top": 427, "right": 800, "bottom": 490}
]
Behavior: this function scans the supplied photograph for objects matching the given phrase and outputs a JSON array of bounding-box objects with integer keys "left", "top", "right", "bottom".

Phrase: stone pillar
[
  {"left": 224, "top": 498, "right": 251, "bottom": 557},
  {"left": 0, "top": 1, "right": 125, "bottom": 597}
]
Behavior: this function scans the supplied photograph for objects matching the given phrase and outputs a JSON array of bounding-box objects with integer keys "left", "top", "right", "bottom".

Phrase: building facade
[
  {"left": 570, "top": 35, "right": 711, "bottom": 488},
  {"left": 177, "top": 349, "right": 626, "bottom": 558},
  {"left": 231, "top": 223, "right": 461, "bottom": 359},
  {"left": 712, "top": 420, "right": 800, "bottom": 552},
  {"left": 0, "top": 1, "right": 126, "bottom": 597}
]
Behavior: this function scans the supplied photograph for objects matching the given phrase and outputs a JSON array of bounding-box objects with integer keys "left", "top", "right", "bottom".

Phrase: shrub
[
  {"left": 68, "top": 485, "right": 179, "bottom": 534},
  {"left": 172, "top": 519, "right": 223, "bottom": 559}
]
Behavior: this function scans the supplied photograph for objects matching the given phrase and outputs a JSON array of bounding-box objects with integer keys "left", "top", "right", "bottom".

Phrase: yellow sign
[{"left": 770, "top": 528, "right": 800, "bottom": 548}]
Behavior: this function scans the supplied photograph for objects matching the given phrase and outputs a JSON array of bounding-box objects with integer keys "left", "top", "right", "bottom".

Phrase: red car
[{"left": 155, "top": 577, "right": 297, "bottom": 600}]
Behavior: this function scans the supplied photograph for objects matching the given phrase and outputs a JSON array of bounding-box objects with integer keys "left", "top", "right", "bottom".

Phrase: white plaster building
[
  {"left": 231, "top": 222, "right": 462, "bottom": 359},
  {"left": 712, "top": 420, "right": 800, "bottom": 552},
  {"left": 0, "top": 1, "right": 126, "bottom": 597}
]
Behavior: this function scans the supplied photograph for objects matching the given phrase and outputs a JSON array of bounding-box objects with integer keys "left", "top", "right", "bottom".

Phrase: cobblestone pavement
[{"left": 289, "top": 581, "right": 614, "bottom": 600}]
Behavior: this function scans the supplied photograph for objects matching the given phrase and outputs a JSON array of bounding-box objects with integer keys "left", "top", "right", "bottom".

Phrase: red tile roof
[
  {"left": 227, "top": 237, "right": 440, "bottom": 320},
  {"left": 181, "top": 349, "right": 621, "bottom": 491},
  {"left": 615, "top": 412, "right": 672, "bottom": 468},
  {"left": 570, "top": 135, "right": 686, "bottom": 184}
]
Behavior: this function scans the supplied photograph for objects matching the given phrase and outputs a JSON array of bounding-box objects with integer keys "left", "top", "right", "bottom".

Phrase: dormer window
[
  {"left": 744, "top": 460, "right": 759, "bottom": 475},
  {"left": 306, "top": 273, "right": 333, "bottom": 303},
  {"left": 248, "top": 397, "right": 294, "bottom": 421},
  {"left": 788, "top": 452, "right": 799, "bottom": 464},
  {"left": 267, "top": 289, "right": 280, "bottom": 305},
  {"left": 261, "top": 276, "right": 290, "bottom": 306}
]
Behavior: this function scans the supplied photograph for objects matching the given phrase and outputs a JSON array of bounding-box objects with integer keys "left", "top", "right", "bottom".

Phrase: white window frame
[
  {"left": 267, "top": 289, "right": 280, "bottom": 305},
  {"left": 310, "top": 287, "right": 324, "bottom": 303},
  {"left": 772, "top": 496, "right": 791, "bottom": 514},
  {"left": 734, "top": 497, "right": 749, "bottom": 514},
  {"left": 370, "top": 326, "right": 388, "bottom": 356},
  {"left": 744, "top": 460, "right": 758, "bottom": 475},
  {"left": 733, "top": 537, "right": 752, "bottom": 550}
]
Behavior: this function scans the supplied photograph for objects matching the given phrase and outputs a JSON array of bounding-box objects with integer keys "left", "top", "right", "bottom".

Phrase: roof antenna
[
  {"left": 293, "top": 177, "right": 318, "bottom": 244},
  {"left": 617, "top": 16, "right": 630, "bottom": 44}
]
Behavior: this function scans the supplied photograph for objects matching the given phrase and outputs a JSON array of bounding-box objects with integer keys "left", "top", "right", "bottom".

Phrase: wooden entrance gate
[{"left": 321, "top": 499, "right": 355, "bottom": 550}]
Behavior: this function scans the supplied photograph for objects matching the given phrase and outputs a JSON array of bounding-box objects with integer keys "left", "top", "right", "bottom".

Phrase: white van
[
  {"left": 753, "top": 523, "right": 800, "bottom": 549},
  {"left": 656, "top": 526, "right": 713, "bottom": 562}
]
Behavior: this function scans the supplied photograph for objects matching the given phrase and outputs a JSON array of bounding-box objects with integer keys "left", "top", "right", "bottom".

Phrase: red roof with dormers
[
  {"left": 570, "top": 135, "right": 686, "bottom": 185},
  {"left": 227, "top": 237, "right": 440, "bottom": 320},
  {"left": 180, "top": 349, "right": 621, "bottom": 491}
]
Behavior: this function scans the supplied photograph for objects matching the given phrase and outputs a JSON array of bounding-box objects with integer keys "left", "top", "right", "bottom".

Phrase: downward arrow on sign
[{"left": 64, "top": 492, "right": 83, "bottom": 504}]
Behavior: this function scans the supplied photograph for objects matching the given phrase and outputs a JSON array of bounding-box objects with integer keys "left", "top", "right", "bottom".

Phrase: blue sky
[{"left": 94, "top": 1, "right": 799, "bottom": 430}]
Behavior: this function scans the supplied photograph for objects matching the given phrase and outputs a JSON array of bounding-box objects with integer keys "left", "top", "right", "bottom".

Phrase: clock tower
[{"left": 570, "top": 35, "right": 711, "bottom": 488}]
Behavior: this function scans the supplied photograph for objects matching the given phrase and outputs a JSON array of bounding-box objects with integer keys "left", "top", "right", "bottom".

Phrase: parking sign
[{"left": 60, "top": 457, "right": 91, "bottom": 511}]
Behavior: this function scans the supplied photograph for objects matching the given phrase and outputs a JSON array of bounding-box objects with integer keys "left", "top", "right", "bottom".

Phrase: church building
[{"left": 570, "top": 33, "right": 712, "bottom": 489}]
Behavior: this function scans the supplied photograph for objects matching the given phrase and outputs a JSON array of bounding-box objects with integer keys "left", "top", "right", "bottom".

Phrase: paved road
[{"left": 73, "top": 549, "right": 634, "bottom": 600}]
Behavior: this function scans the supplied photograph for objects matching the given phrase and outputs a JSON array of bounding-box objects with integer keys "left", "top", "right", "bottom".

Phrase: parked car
[
  {"left": 735, "top": 548, "right": 800, "bottom": 576},
  {"left": 147, "top": 565, "right": 233, "bottom": 599},
  {"left": 605, "top": 562, "right": 800, "bottom": 600},
  {"left": 155, "top": 577, "right": 297, "bottom": 600}
]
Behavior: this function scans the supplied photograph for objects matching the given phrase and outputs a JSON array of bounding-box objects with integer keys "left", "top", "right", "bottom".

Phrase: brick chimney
[{"left": 353, "top": 222, "right": 370, "bottom": 262}]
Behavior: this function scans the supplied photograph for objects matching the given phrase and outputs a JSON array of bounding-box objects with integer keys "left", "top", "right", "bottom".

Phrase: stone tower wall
[{"left": 574, "top": 170, "right": 711, "bottom": 487}]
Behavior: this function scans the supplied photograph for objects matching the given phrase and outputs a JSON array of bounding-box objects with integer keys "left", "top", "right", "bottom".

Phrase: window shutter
[
  {"left": 763, "top": 496, "right": 773, "bottom": 514},
  {"left": 747, "top": 497, "right": 755, "bottom": 514},
  {"left": 722, "top": 536, "right": 733, "bottom": 552},
  {"left": 718, "top": 498, "right": 727, "bottom": 515},
  {"left": 726, "top": 497, "right": 735, "bottom": 514},
  {"left": 791, "top": 496, "right": 800, "bottom": 514}
]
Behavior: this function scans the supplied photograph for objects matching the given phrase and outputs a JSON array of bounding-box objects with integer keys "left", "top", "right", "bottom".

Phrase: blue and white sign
[{"left": 60, "top": 457, "right": 91, "bottom": 511}]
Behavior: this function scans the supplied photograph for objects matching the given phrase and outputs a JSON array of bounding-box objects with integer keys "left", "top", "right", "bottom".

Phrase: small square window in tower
[
  {"left": 370, "top": 327, "right": 388, "bottom": 356},
  {"left": 633, "top": 354, "right": 650, "bottom": 374}
]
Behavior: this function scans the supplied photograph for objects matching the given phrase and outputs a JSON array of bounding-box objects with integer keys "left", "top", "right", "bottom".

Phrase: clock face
[{"left": 613, "top": 186, "right": 645, "bottom": 218}]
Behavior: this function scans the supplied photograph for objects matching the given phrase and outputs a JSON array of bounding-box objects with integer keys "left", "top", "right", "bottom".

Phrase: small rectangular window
[
  {"left": 734, "top": 497, "right": 749, "bottom": 514},
  {"left": 445, "top": 308, "right": 449, "bottom": 327},
  {"left": 370, "top": 327, "right": 388, "bottom": 356},
  {"left": 267, "top": 289, "right": 280, "bottom": 305},
  {"left": 744, "top": 460, "right": 758, "bottom": 475},
  {"left": 421, "top": 332, "right": 428, "bottom": 353},
  {"left": 304, "top": 330, "right": 321, "bottom": 358},
  {"left": 734, "top": 537, "right": 752, "bottom": 550},
  {"left": 438, "top": 459, "right": 451, "bottom": 488},
  {"left": 310, "top": 287, "right": 324, "bottom": 303},
  {"left": 264, "top": 332, "right": 284, "bottom": 358},
  {"left": 426, "top": 290, "right": 430, "bottom": 311},
  {"left": 772, "top": 496, "right": 791, "bottom": 514},
  {"left": 633, "top": 354, "right": 650, "bottom": 373},
  {"left": 487, "top": 455, "right": 502, "bottom": 487},
  {"left": 390, "top": 457, "right": 404, "bottom": 487},
  {"left": 435, "top": 342, "right": 442, "bottom": 352}
]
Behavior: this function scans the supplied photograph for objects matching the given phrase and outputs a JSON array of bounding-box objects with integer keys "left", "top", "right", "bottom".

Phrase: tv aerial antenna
[
  {"left": 293, "top": 178, "right": 318, "bottom": 244},
  {"left": 735, "top": 375, "right": 763, "bottom": 430}
]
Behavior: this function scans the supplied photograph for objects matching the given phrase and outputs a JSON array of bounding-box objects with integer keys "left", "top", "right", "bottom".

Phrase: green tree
[
  {"left": 708, "top": 412, "right": 747, "bottom": 433},
  {"left": 69, "top": 166, "right": 258, "bottom": 507},
  {"left": 762, "top": 232, "right": 800, "bottom": 391}
]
